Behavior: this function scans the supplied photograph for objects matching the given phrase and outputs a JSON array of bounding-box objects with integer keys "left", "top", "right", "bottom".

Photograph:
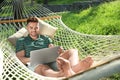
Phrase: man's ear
[{"left": 37, "top": 23, "right": 40, "bottom": 32}]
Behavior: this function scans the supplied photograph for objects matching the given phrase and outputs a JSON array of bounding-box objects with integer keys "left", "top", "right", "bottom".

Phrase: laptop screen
[{"left": 30, "top": 46, "right": 60, "bottom": 66}]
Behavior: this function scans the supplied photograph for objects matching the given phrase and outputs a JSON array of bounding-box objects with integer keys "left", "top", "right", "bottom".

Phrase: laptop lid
[{"left": 30, "top": 46, "right": 60, "bottom": 66}]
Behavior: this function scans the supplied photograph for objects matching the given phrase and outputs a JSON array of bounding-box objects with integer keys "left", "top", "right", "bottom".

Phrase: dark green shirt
[{"left": 16, "top": 35, "right": 52, "bottom": 57}]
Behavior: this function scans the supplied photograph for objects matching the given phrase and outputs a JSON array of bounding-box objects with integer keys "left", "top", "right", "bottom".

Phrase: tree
[
  {"left": 43, "top": 0, "right": 48, "bottom": 5},
  {"left": 36, "top": 0, "right": 48, "bottom": 5},
  {"left": 31, "top": 0, "right": 34, "bottom": 6},
  {"left": 0, "top": 0, "right": 4, "bottom": 11},
  {"left": 0, "top": 0, "right": 4, "bottom": 4}
]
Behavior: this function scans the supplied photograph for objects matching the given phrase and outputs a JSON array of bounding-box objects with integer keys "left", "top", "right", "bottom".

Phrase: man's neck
[{"left": 30, "top": 35, "right": 38, "bottom": 40}]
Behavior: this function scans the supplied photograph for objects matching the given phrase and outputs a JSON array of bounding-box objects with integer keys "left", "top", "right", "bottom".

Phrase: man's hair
[{"left": 27, "top": 17, "right": 38, "bottom": 24}]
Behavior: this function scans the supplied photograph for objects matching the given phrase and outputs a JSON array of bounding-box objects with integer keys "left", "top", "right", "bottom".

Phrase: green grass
[
  {"left": 36, "top": 0, "right": 91, "bottom": 5},
  {"left": 61, "top": 0, "right": 120, "bottom": 35},
  {"left": 48, "top": 0, "right": 91, "bottom": 5}
]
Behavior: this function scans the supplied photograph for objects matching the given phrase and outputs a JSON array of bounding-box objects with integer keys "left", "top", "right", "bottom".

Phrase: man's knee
[
  {"left": 59, "top": 49, "right": 78, "bottom": 59},
  {"left": 68, "top": 49, "right": 78, "bottom": 55}
]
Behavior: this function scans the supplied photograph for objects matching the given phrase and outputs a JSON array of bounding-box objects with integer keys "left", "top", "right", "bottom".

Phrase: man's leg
[
  {"left": 34, "top": 64, "right": 64, "bottom": 77},
  {"left": 57, "top": 57, "right": 75, "bottom": 77},
  {"left": 72, "top": 57, "right": 93, "bottom": 73},
  {"left": 59, "top": 49, "right": 93, "bottom": 73},
  {"left": 57, "top": 57, "right": 93, "bottom": 77},
  {"left": 59, "top": 49, "right": 79, "bottom": 67}
]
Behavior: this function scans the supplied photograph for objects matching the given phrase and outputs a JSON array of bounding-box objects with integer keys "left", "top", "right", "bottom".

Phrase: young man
[{"left": 16, "top": 17, "right": 93, "bottom": 77}]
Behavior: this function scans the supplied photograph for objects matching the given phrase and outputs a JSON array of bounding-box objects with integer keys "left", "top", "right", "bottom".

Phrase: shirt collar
[{"left": 28, "top": 34, "right": 40, "bottom": 41}]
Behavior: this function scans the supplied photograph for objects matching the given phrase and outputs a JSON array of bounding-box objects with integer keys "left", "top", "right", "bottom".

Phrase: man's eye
[
  {"left": 36, "top": 27, "right": 38, "bottom": 29},
  {"left": 30, "top": 27, "right": 33, "bottom": 29}
]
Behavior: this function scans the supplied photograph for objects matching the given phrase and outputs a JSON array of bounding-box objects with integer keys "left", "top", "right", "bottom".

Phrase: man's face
[{"left": 27, "top": 22, "right": 39, "bottom": 37}]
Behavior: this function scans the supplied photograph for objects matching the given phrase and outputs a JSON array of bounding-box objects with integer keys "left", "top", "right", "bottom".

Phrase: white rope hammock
[{"left": 0, "top": 0, "right": 120, "bottom": 80}]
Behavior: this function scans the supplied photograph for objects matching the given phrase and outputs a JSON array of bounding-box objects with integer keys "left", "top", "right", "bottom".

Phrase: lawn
[
  {"left": 48, "top": 0, "right": 91, "bottom": 4},
  {"left": 61, "top": 0, "right": 120, "bottom": 35},
  {"left": 36, "top": 0, "right": 92, "bottom": 4}
]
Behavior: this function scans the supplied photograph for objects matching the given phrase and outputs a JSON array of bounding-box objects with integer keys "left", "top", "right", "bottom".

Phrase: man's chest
[{"left": 24, "top": 39, "right": 48, "bottom": 49}]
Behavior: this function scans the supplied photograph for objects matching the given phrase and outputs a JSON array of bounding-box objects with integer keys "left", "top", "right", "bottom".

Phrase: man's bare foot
[
  {"left": 57, "top": 57, "right": 75, "bottom": 77},
  {"left": 72, "top": 57, "right": 93, "bottom": 73}
]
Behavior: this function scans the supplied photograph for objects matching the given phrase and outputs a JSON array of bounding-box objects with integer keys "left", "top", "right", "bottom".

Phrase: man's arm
[
  {"left": 16, "top": 50, "right": 30, "bottom": 65},
  {"left": 48, "top": 44, "right": 64, "bottom": 55}
]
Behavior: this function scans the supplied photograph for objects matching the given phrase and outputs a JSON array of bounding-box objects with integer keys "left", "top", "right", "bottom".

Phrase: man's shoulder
[
  {"left": 40, "top": 35, "right": 50, "bottom": 39},
  {"left": 17, "top": 36, "right": 28, "bottom": 42}
]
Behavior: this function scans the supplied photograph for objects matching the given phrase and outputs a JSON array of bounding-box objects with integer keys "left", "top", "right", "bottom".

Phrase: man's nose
[{"left": 32, "top": 28, "right": 36, "bottom": 31}]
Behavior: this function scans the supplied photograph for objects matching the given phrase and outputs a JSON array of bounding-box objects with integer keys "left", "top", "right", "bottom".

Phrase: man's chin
[{"left": 30, "top": 34, "right": 38, "bottom": 37}]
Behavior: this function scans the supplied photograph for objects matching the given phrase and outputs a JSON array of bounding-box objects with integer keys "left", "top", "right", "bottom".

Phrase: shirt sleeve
[
  {"left": 16, "top": 38, "right": 25, "bottom": 53},
  {"left": 48, "top": 37, "right": 53, "bottom": 44}
]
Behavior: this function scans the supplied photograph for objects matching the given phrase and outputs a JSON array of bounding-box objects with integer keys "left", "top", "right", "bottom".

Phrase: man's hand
[
  {"left": 48, "top": 44, "right": 54, "bottom": 48},
  {"left": 16, "top": 50, "right": 30, "bottom": 65},
  {"left": 58, "top": 46, "right": 64, "bottom": 55},
  {"left": 48, "top": 44, "right": 64, "bottom": 55}
]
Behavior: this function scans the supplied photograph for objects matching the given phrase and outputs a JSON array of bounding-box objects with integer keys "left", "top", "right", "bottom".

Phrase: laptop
[{"left": 30, "top": 46, "right": 60, "bottom": 66}]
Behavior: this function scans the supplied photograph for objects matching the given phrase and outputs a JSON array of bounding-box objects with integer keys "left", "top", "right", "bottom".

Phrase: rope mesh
[{"left": 0, "top": 0, "right": 120, "bottom": 80}]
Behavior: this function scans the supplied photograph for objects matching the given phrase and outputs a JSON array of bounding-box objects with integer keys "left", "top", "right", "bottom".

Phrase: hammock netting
[{"left": 0, "top": 0, "right": 120, "bottom": 80}]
